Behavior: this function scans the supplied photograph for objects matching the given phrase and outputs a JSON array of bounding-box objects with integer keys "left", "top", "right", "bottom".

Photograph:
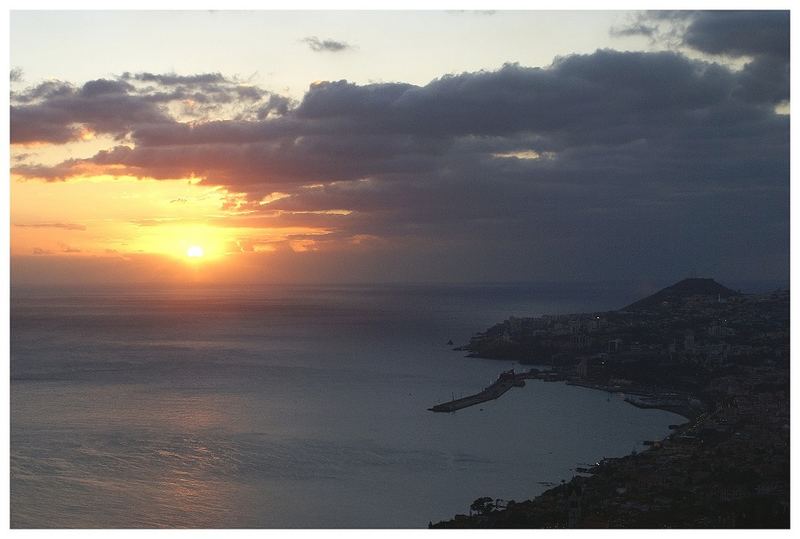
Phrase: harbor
[{"left": 428, "top": 369, "right": 538, "bottom": 413}]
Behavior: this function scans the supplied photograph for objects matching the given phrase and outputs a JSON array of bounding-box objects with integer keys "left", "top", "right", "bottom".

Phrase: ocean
[{"left": 10, "top": 283, "right": 683, "bottom": 528}]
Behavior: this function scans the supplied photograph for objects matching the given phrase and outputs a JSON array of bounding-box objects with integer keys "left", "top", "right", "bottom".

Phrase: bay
[{"left": 11, "top": 283, "right": 683, "bottom": 528}]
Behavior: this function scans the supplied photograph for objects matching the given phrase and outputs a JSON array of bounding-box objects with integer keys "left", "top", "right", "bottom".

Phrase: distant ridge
[{"left": 622, "top": 278, "right": 740, "bottom": 311}]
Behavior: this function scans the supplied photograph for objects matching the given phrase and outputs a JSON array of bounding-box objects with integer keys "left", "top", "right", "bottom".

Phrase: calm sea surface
[{"left": 11, "top": 283, "right": 683, "bottom": 528}]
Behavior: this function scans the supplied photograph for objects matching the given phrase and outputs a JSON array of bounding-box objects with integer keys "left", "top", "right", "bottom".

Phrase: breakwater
[{"left": 428, "top": 369, "right": 536, "bottom": 413}]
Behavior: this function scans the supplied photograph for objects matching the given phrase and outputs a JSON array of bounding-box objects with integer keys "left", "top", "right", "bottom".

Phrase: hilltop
[
  {"left": 459, "top": 277, "right": 757, "bottom": 367},
  {"left": 622, "top": 278, "right": 740, "bottom": 312}
]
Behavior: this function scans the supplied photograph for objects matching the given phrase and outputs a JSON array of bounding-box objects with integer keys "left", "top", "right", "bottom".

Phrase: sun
[{"left": 186, "top": 245, "right": 204, "bottom": 258}]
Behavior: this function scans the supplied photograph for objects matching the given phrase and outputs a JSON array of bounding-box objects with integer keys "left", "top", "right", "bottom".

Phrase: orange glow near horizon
[
  {"left": 10, "top": 172, "right": 336, "bottom": 276},
  {"left": 131, "top": 223, "right": 231, "bottom": 261}
]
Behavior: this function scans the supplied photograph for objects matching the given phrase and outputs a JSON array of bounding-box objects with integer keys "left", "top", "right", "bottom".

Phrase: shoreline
[
  {"left": 432, "top": 363, "right": 787, "bottom": 528},
  {"left": 433, "top": 283, "right": 788, "bottom": 527},
  {"left": 428, "top": 368, "right": 695, "bottom": 525},
  {"left": 430, "top": 391, "right": 706, "bottom": 528},
  {"left": 563, "top": 379, "right": 698, "bottom": 421},
  {"left": 426, "top": 361, "right": 707, "bottom": 527}
]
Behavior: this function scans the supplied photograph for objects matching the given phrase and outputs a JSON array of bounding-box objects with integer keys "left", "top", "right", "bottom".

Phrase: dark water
[{"left": 11, "top": 283, "right": 682, "bottom": 528}]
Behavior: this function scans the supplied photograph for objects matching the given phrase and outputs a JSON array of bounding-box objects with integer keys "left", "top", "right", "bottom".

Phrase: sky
[{"left": 9, "top": 9, "right": 791, "bottom": 285}]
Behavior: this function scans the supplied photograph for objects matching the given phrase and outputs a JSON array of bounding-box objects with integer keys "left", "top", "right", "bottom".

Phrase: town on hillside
[{"left": 435, "top": 278, "right": 789, "bottom": 528}]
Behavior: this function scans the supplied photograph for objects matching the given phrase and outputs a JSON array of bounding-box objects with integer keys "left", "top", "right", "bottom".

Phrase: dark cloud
[
  {"left": 734, "top": 54, "right": 789, "bottom": 104},
  {"left": 10, "top": 78, "right": 171, "bottom": 144},
  {"left": 10, "top": 72, "right": 279, "bottom": 144},
  {"left": 121, "top": 72, "right": 227, "bottom": 85},
  {"left": 682, "top": 11, "right": 789, "bottom": 60},
  {"left": 302, "top": 36, "right": 353, "bottom": 52},
  {"left": 80, "top": 78, "right": 135, "bottom": 97},
  {"left": 10, "top": 67, "right": 23, "bottom": 82},
  {"left": 11, "top": 41, "right": 789, "bottom": 282},
  {"left": 20, "top": 50, "right": 784, "bottom": 183},
  {"left": 683, "top": 11, "right": 789, "bottom": 105},
  {"left": 610, "top": 10, "right": 694, "bottom": 42},
  {"left": 255, "top": 94, "right": 294, "bottom": 119},
  {"left": 613, "top": 10, "right": 789, "bottom": 105},
  {"left": 11, "top": 80, "right": 74, "bottom": 103},
  {"left": 610, "top": 22, "right": 656, "bottom": 38}
]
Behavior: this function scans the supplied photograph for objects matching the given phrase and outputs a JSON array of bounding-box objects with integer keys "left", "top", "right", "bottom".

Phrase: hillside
[{"left": 622, "top": 278, "right": 739, "bottom": 311}]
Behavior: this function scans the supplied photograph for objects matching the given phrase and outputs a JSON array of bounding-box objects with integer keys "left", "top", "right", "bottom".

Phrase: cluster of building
[
  {"left": 436, "top": 281, "right": 789, "bottom": 528},
  {"left": 463, "top": 287, "right": 788, "bottom": 395}
]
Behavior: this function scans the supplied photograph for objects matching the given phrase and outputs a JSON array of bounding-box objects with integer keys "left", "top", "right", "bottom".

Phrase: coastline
[
  {"left": 433, "top": 284, "right": 788, "bottom": 527},
  {"left": 563, "top": 379, "right": 698, "bottom": 421},
  {"left": 430, "top": 387, "right": 789, "bottom": 528},
  {"left": 430, "top": 383, "right": 789, "bottom": 528},
  {"left": 427, "top": 370, "right": 695, "bottom": 527}
]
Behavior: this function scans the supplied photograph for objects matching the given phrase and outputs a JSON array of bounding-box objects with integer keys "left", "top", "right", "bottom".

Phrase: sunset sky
[{"left": 9, "top": 10, "right": 790, "bottom": 285}]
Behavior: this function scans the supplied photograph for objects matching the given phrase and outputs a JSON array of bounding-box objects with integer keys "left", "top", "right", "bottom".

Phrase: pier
[{"left": 428, "top": 369, "right": 535, "bottom": 413}]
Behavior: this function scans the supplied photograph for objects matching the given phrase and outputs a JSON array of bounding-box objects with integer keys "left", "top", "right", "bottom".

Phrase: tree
[{"left": 470, "top": 497, "right": 495, "bottom": 516}]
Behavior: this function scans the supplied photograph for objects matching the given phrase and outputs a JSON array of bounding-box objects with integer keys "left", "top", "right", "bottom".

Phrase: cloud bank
[{"left": 11, "top": 11, "right": 789, "bottom": 282}]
